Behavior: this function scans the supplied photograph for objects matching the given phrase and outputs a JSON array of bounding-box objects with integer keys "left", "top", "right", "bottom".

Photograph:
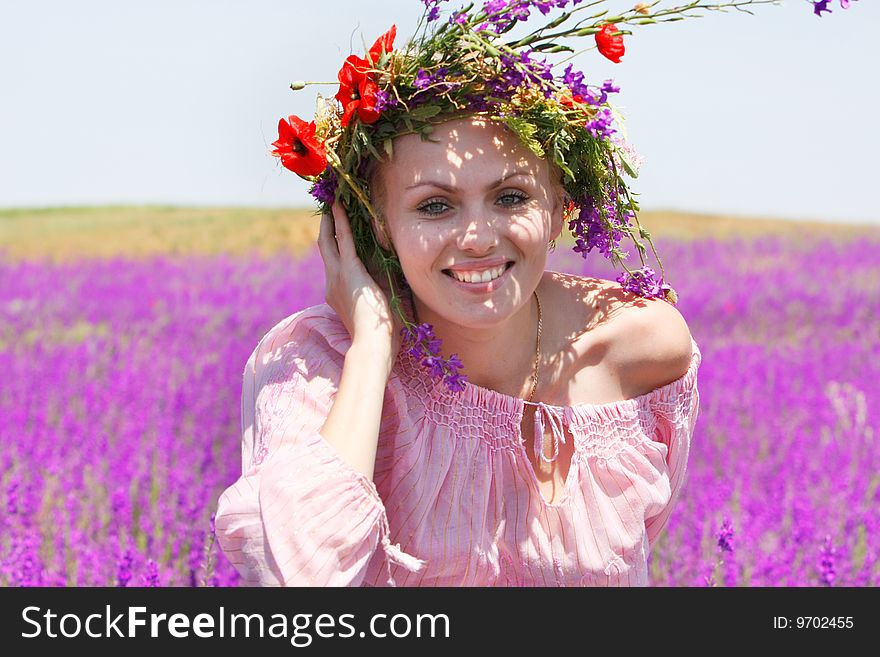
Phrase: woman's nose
[{"left": 455, "top": 211, "right": 499, "bottom": 253}]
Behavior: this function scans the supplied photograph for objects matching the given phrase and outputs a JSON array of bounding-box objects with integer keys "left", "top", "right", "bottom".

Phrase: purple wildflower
[
  {"left": 480, "top": 1, "right": 586, "bottom": 33},
  {"left": 309, "top": 168, "right": 338, "bottom": 205},
  {"left": 519, "top": 50, "right": 554, "bottom": 91},
  {"left": 585, "top": 107, "right": 616, "bottom": 139},
  {"left": 717, "top": 518, "right": 735, "bottom": 553},
  {"left": 601, "top": 79, "right": 620, "bottom": 94},
  {"left": 564, "top": 68, "right": 625, "bottom": 111},
  {"left": 819, "top": 535, "right": 836, "bottom": 585},
  {"left": 568, "top": 196, "right": 631, "bottom": 260},
  {"left": 615, "top": 266, "right": 672, "bottom": 300},
  {"left": 562, "top": 64, "right": 590, "bottom": 98},
  {"left": 401, "top": 322, "right": 468, "bottom": 392},
  {"left": 497, "top": 54, "right": 525, "bottom": 88},
  {"left": 480, "top": 0, "right": 517, "bottom": 33},
  {"left": 813, "top": 0, "right": 857, "bottom": 15},
  {"left": 6, "top": 479, "right": 18, "bottom": 515},
  {"left": 484, "top": 0, "right": 508, "bottom": 13},
  {"left": 141, "top": 559, "right": 160, "bottom": 586},
  {"left": 464, "top": 94, "right": 493, "bottom": 112},
  {"left": 414, "top": 69, "right": 434, "bottom": 91},
  {"left": 423, "top": 0, "right": 450, "bottom": 22},
  {"left": 375, "top": 88, "right": 399, "bottom": 112},
  {"left": 116, "top": 549, "right": 133, "bottom": 587},
  {"left": 413, "top": 67, "right": 456, "bottom": 93},
  {"left": 510, "top": 3, "right": 531, "bottom": 20},
  {"left": 490, "top": 50, "right": 554, "bottom": 98}
]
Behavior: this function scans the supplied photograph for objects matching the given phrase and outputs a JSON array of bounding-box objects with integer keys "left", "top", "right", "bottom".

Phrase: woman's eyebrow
[{"left": 405, "top": 170, "right": 535, "bottom": 191}]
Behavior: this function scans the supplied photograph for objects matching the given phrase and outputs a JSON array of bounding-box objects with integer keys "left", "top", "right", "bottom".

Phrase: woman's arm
[
  {"left": 319, "top": 337, "right": 394, "bottom": 479},
  {"left": 214, "top": 314, "right": 422, "bottom": 586},
  {"left": 316, "top": 201, "right": 404, "bottom": 480}
]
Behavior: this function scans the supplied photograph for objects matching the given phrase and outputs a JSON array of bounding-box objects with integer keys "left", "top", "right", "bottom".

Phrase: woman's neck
[{"left": 410, "top": 289, "right": 540, "bottom": 397}]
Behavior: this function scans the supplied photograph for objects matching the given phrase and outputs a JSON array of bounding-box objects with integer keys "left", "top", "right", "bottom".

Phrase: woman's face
[{"left": 373, "top": 117, "right": 564, "bottom": 331}]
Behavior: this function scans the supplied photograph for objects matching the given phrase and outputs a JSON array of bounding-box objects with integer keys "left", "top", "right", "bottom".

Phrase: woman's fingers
[
  {"left": 330, "top": 202, "right": 356, "bottom": 260},
  {"left": 318, "top": 212, "right": 338, "bottom": 259}
]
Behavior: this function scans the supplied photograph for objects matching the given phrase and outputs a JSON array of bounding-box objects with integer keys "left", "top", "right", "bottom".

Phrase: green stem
[
  {"left": 289, "top": 80, "right": 338, "bottom": 91},
  {"left": 501, "top": 0, "right": 780, "bottom": 50}
]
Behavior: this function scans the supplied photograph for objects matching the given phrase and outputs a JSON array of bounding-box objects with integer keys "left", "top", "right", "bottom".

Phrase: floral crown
[{"left": 271, "top": 0, "right": 855, "bottom": 392}]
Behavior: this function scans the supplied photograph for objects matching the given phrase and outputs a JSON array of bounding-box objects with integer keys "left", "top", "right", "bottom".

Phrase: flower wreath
[{"left": 270, "top": 0, "right": 855, "bottom": 391}]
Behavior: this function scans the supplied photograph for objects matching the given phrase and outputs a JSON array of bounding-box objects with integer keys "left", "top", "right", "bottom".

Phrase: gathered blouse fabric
[{"left": 215, "top": 304, "right": 702, "bottom": 587}]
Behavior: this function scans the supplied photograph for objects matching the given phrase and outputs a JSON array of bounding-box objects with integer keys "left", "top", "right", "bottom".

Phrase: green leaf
[
  {"left": 532, "top": 42, "right": 574, "bottom": 54},
  {"left": 409, "top": 104, "right": 444, "bottom": 121},
  {"left": 551, "top": 143, "right": 575, "bottom": 183},
  {"left": 497, "top": 116, "right": 544, "bottom": 159},
  {"left": 618, "top": 150, "right": 639, "bottom": 179},
  {"left": 544, "top": 11, "right": 572, "bottom": 31},
  {"left": 419, "top": 124, "right": 439, "bottom": 143},
  {"left": 384, "top": 138, "right": 393, "bottom": 158},
  {"left": 362, "top": 137, "right": 384, "bottom": 161}
]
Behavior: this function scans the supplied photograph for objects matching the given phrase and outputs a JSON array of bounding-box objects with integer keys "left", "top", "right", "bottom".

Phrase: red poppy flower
[
  {"left": 560, "top": 90, "right": 587, "bottom": 109},
  {"left": 595, "top": 24, "right": 625, "bottom": 64},
  {"left": 271, "top": 115, "right": 327, "bottom": 177},
  {"left": 335, "top": 25, "right": 396, "bottom": 127},
  {"left": 368, "top": 24, "right": 397, "bottom": 66},
  {"left": 335, "top": 55, "right": 382, "bottom": 127}
]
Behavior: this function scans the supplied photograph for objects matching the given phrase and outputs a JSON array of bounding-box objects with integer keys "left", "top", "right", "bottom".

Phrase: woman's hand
[{"left": 318, "top": 201, "right": 403, "bottom": 359}]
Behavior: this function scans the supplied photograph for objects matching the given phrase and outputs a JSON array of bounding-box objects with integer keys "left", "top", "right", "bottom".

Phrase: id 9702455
[{"left": 772, "top": 617, "right": 854, "bottom": 630}]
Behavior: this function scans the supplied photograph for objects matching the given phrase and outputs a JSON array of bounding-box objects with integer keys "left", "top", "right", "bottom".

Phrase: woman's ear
[
  {"left": 549, "top": 184, "right": 567, "bottom": 243},
  {"left": 370, "top": 213, "right": 393, "bottom": 251},
  {"left": 366, "top": 160, "right": 395, "bottom": 252}
]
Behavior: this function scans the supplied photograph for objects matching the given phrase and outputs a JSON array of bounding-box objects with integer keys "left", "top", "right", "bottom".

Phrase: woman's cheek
[{"left": 507, "top": 216, "right": 547, "bottom": 245}]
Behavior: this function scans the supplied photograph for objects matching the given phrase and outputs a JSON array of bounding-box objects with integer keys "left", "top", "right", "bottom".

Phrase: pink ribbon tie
[{"left": 533, "top": 402, "right": 567, "bottom": 464}]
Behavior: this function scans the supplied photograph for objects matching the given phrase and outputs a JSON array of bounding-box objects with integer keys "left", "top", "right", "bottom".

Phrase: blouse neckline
[{"left": 396, "top": 337, "right": 702, "bottom": 423}]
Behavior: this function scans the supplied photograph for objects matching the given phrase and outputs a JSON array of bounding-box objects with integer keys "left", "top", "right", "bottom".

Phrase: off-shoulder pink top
[{"left": 215, "top": 303, "right": 702, "bottom": 587}]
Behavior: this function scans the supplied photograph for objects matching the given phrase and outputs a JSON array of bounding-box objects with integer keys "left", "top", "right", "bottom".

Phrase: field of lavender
[{"left": 1, "top": 220, "right": 878, "bottom": 586}]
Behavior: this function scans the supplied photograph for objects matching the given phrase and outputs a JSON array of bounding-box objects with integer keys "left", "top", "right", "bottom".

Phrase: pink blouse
[{"left": 215, "top": 303, "right": 702, "bottom": 587}]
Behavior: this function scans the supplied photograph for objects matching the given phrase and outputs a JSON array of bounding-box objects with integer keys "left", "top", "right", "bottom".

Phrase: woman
[{"left": 214, "top": 114, "right": 701, "bottom": 586}]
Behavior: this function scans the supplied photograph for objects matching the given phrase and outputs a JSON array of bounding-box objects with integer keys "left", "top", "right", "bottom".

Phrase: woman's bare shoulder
[
  {"left": 541, "top": 270, "right": 632, "bottom": 336},
  {"left": 541, "top": 271, "right": 694, "bottom": 400},
  {"left": 598, "top": 283, "right": 695, "bottom": 391}
]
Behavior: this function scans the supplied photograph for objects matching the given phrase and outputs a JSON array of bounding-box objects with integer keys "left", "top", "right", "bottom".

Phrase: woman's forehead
[{"left": 384, "top": 117, "right": 547, "bottom": 182}]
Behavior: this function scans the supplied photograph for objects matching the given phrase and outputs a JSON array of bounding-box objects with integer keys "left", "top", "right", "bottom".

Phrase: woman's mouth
[{"left": 442, "top": 262, "right": 514, "bottom": 292}]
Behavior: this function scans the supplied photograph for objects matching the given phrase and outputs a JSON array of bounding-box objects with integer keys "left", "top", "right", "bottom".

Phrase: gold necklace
[{"left": 526, "top": 289, "right": 542, "bottom": 403}]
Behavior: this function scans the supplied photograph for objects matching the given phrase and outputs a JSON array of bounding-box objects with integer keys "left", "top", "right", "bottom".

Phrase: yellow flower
[
  {"left": 313, "top": 94, "right": 340, "bottom": 143},
  {"left": 634, "top": 3, "right": 652, "bottom": 15}
]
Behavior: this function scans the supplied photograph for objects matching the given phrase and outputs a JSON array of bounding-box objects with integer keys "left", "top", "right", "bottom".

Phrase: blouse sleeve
[
  {"left": 214, "top": 308, "right": 424, "bottom": 586},
  {"left": 642, "top": 339, "right": 702, "bottom": 549}
]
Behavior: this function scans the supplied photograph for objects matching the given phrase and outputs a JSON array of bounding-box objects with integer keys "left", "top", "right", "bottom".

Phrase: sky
[{"left": 1, "top": 0, "right": 878, "bottom": 225}]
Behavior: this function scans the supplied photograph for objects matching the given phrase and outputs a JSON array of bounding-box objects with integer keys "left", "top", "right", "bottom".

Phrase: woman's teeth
[{"left": 447, "top": 264, "right": 508, "bottom": 283}]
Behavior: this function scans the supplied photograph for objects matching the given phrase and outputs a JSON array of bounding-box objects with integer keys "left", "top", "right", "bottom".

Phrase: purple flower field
[{"left": 1, "top": 232, "right": 878, "bottom": 586}]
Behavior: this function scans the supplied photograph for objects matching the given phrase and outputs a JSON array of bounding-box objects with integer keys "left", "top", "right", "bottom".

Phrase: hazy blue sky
[{"left": 1, "top": 0, "right": 878, "bottom": 224}]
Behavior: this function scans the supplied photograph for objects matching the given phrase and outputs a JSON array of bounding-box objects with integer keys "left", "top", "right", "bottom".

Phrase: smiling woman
[
  {"left": 210, "top": 1, "right": 736, "bottom": 587},
  {"left": 370, "top": 118, "right": 562, "bottom": 373},
  {"left": 215, "top": 117, "right": 701, "bottom": 587}
]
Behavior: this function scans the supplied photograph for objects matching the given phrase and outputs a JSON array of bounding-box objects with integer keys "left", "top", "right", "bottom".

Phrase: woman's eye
[
  {"left": 416, "top": 192, "right": 528, "bottom": 215},
  {"left": 417, "top": 200, "right": 449, "bottom": 216},
  {"left": 497, "top": 191, "right": 529, "bottom": 207}
]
